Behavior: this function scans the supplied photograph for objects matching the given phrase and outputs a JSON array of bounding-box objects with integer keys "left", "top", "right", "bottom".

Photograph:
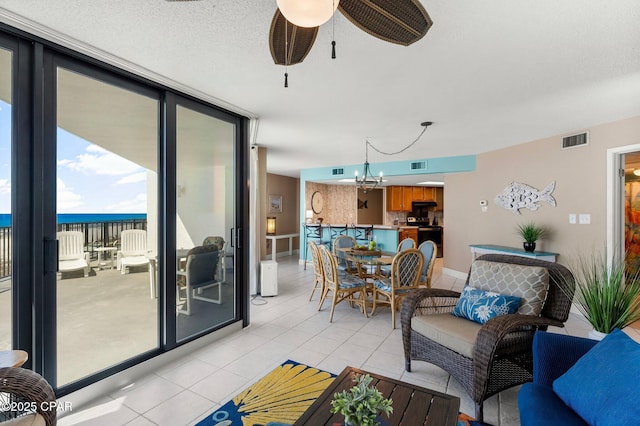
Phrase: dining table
[{"left": 336, "top": 247, "right": 394, "bottom": 280}]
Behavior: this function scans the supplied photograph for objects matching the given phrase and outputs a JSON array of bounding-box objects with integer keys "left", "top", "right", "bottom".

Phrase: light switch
[
  {"left": 579, "top": 214, "right": 591, "bottom": 225},
  {"left": 569, "top": 214, "right": 576, "bottom": 224}
]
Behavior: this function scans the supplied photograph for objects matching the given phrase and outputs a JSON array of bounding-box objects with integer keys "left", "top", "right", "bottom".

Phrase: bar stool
[
  {"left": 352, "top": 225, "right": 374, "bottom": 246},
  {"left": 303, "top": 224, "right": 328, "bottom": 270},
  {"left": 328, "top": 224, "right": 348, "bottom": 249}
]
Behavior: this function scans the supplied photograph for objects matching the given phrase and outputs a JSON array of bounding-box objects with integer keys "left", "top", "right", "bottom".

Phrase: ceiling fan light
[{"left": 276, "top": 0, "right": 339, "bottom": 28}]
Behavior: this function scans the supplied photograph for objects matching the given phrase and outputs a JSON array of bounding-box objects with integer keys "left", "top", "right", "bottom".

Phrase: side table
[
  {"left": 95, "top": 246, "right": 117, "bottom": 270},
  {"left": 0, "top": 350, "right": 28, "bottom": 368}
]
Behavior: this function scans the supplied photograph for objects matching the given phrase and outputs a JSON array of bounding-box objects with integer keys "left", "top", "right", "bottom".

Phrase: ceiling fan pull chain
[
  {"left": 284, "top": 19, "right": 289, "bottom": 88},
  {"left": 331, "top": 0, "right": 336, "bottom": 59}
]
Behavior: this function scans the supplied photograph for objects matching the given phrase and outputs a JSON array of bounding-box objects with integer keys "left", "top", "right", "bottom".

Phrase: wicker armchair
[
  {"left": 401, "top": 254, "right": 575, "bottom": 421},
  {"left": 0, "top": 367, "right": 57, "bottom": 425}
]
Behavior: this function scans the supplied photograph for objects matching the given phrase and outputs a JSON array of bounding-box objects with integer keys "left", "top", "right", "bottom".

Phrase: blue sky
[{"left": 0, "top": 100, "right": 147, "bottom": 214}]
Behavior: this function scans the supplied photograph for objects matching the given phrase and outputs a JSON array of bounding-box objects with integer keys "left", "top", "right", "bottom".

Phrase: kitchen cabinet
[
  {"left": 387, "top": 186, "right": 444, "bottom": 211},
  {"left": 399, "top": 227, "right": 418, "bottom": 246},
  {"left": 387, "top": 186, "right": 413, "bottom": 211}
]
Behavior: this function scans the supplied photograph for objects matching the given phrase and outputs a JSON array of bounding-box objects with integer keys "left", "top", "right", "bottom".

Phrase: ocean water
[{"left": 0, "top": 213, "right": 146, "bottom": 227}]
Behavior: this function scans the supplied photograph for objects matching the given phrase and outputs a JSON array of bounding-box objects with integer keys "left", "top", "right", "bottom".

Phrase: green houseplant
[
  {"left": 562, "top": 251, "right": 640, "bottom": 339},
  {"left": 516, "top": 222, "right": 545, "bottom": 252},
  {"left": 330, "top": 374, "right": 393, "bottom": 426}
]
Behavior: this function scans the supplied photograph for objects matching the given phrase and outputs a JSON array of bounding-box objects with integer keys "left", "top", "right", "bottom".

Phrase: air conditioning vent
[
  {"left": 332, "top": 168, "right": 344, "bottom": 176},
  {"left": 410, "top": 161, "right": 426, "bottom": 170},
  {"left": 562, "top": 132, "right": 589, "bottom": 149}
]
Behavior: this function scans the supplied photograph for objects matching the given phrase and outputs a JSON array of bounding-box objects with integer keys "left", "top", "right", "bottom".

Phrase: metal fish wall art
[{"left": 494, "top": 181, "right": 557, "bottom": 214}]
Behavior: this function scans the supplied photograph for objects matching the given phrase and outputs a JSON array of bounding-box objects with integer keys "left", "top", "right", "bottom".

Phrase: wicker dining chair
[
  {"left": 317, "top": 244, "right": 368, "bottom": 322},
  {"left": 417, "top": 240, "right": 437, "bottom": 288},
  {"left": 332, "top": 235, "right": 358, "bottom": 275},
  {"left": 307, "top": 241, "right": 325, "bottom": 305},
  {"left": 371, "top": 248, "right": 424, "bottom": 328},
  {"left": 379, "top": 237, "right": 417, "bottom": 276},
  {"left": 0, "top": 367, "right": 57, "bottom": 425},
  {"left": 401, "top": 254, "right": 575, "bottom": 421}
]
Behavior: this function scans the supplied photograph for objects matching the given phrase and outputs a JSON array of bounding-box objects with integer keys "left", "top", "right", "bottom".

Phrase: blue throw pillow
[
  {"left": 451, "top": 286, "right": 521, "bottom": 324},
  {"left": 553, "top": 328, "right": 640, "bottom": 425}
]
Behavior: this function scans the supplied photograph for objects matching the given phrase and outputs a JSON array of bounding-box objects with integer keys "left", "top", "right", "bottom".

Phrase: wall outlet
[
  {"left": 569, "top": 214, "right": 576, "bottom": 224},
  {"left": 579, "top": 214, "right": 591, "bottom": 225}
]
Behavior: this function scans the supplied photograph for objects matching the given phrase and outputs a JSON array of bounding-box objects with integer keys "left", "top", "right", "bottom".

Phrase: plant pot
[
  {"left": 588, "top": 329, "right": 608, "bottom": 341},
  {"left": 523, "top": 241, "right": 536, "bottom": 252}
]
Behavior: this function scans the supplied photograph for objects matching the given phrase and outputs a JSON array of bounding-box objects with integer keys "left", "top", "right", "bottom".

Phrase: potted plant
[
  {"left": 561, "top": 251, "right": 640, "bottom": 340},
  {"left": 330, "top": 374, "right": 393, "bottom": 426},
  {"left": 516, "top": 222, "right": 545, "bottom": 252}
]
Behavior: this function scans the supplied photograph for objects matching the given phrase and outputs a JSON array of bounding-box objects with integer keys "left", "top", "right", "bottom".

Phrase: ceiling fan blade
[
  {"left": 269, "top": 10, "right": 319, "bottom": 66},
  {"left": 338, "top": 0, "right": 433, "bottom": 46}
]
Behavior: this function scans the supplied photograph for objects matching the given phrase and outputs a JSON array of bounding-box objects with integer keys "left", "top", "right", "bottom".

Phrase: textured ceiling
[{"left": 1, "top": 0, "right": 639, "bottom": 185}]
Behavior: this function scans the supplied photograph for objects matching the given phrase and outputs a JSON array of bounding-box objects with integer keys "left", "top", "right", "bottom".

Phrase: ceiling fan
[{"left": 269, "top": 0, "right": 433, "bottom": 67}]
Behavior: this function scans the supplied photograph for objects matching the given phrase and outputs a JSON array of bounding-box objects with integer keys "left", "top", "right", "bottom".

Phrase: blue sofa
[{"left": 518, "top": 331, "right": 597, "bottom": 426}]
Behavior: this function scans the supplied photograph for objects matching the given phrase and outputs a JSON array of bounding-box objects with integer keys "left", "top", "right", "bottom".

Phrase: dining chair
[
  {"left": 417, "top": 240, "right": 437, "bottom": 288},
  {"left": 317, "top": 244, "right": 368, "bottom": 322},
  {"left": 57, "top": 231, "right": 90, "bottom": 278},
  {"left": 176, "top": 244, "right": 222, "bottom": 315},
  {"left": 303, "top": 224, "right": 329, "bottom": 270},
  {"left": 308, "top": 240, "right": 325, "bottom": 304},
  {"left": 371, "top": 248, "right": 423, "bottom": 328},
  {"left": 332, "top": 235, "right": 358, "bottom": 275},
  {"left": 203, "top": 236, "right": 226, "bottom": 283},
  {"left": 379, "top": 237, "right": 416, "bottom": 276}
]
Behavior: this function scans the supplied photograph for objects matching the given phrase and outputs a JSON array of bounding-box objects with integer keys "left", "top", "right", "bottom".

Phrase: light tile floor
[{"left": 58, "top": 255, "right": 592, "bottom": 426}]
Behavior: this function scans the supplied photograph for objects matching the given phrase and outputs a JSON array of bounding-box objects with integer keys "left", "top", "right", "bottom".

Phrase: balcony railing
[{"left": 0, "top": 219, "right": 147, "bottom": 279}]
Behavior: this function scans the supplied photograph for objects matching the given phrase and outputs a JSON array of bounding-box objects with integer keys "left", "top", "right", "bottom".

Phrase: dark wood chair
[{"left": 401, "top": 254, "right": 575, "bottom": 421}]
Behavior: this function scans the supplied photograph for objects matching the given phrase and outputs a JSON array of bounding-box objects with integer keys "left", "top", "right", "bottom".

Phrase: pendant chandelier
[
  {"left": 355, "top": 141, "right": 383, "bottom": 194},
  {"left": 355, "top": 121, "right": 433, "bottom": 194}
]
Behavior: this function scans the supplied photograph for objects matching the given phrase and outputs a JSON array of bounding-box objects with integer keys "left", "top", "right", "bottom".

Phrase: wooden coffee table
[{"left": 294, "top": 366, "right": 460, "bottom": 425}]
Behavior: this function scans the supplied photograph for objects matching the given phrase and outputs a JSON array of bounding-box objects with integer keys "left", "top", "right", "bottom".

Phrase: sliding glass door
[
  {"left": 0, "top": 44, "right": 13, "bottom": 352},
  {"left": 53, "top": 65, "right": 160, "bottom": 386},
  {"left": 0, "top": 25, "right": 248, "bottom": 393},
  {"left": 175, "top": 101, "right": 237, "bottom": 341}
]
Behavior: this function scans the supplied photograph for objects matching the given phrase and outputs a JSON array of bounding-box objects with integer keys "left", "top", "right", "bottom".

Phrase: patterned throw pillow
[
  {"left": 468, "top": 260, "right": 549, "bottom": 316},
  {"left": 452, "top": 286, "right": 522, "bottom": 325}
]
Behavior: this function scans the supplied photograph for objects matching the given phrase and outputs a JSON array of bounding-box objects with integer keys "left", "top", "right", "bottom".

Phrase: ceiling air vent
[
  {"left": 562, "top": 132, "right": 589, "bottom": 149},
  {"left": 410, "top": 161, "right": 426, "bottom": 170},
  {"left": 332, "top": 168, "right": 344, "bottom": 176}
]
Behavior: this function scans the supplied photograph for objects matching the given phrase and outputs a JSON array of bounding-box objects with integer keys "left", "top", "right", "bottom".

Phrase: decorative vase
[
  {"left": 523, "top": 241, "right": 536, "bottom": 252},
  {"left": 588, "top": 329, "right": 608, "bottom": 341}
]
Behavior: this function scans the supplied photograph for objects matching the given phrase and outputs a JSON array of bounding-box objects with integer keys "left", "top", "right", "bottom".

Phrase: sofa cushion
[
  {"left": 451, "top": 286, "right": 521, "bottom": 324},
  {"left": 518, "top": 382, "right": 587, "bottom": 426},
  {"left": 468, "top": 260, "right": 549, "bottom": 316},
  {"left": 411, "top": 313, "right": 482, "bottom": 358},
  {"left": 553, "top": 328, "right": 640, "bottom": 426}
]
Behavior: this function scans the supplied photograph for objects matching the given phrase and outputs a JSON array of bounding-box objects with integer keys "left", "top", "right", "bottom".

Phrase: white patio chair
[
  {"left": 57, "top": 231, "right": 90, "bottom": 277},
  {"left": 117, "top": 229, "right": 149, "bottom": 274}
]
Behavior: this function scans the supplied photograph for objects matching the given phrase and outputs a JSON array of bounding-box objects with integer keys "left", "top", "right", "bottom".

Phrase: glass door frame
[{"left": 0, "top": 32, "right": 34, "bottom": 361}]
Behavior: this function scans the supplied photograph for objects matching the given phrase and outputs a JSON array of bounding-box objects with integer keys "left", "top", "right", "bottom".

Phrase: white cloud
[
  {"left": 117, "top": 172, "right": 147, "bottom": 185},
  {"left": 0, "top": 179, "right": 10, "bottom": 195},
  {"left": 105, "top": 193, "right": 147, "bottom": 213},
  {"left": 57, "top": 178, "right": 83, "bottom": 211},
  {"left": 58, "top": 146, "right": 143, "bottom": 176}
]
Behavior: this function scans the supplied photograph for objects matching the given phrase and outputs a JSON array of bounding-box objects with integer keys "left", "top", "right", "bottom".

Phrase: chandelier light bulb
[{"left": 276, "top": 0, "right": 339, "bottom": 28}]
